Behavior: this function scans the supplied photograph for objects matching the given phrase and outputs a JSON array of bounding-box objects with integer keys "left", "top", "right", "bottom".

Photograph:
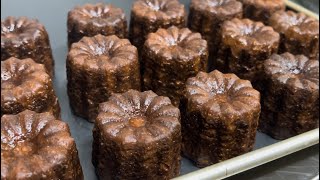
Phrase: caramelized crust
[
  {"left": 260, "top": 53, "right": 319, "bottom": 139},
  {"left": 1, "top": 57, "right": 60, "bottom": 118},
  {"left": 92, "top": 90, "right": 181, "bottom": 179},
  {"left": 181, "top": 70, "right": 260, "bottom": 167},
  {"left": 188, "top": 0, "right": 243, "bottom": 71},
  {"left": 67, "top": 34, "right": 140, "bottom": 122},
  {"left": 269, "top": 11, "right": 319, "bottom": 59},
  {"left": 241, "top": 0, "right": 285, "bottom": 24},
  {"left": 218, "top": 18, "right": 279, "bottom": 82},
  {"left": 1, "top": 17, "right": 54, "bottom": 76},
  {"left": 1, "top": 110, "right": 83, "bottom": 180},
  {"left": 129, "top": 0, "right": 186, "bottom": 50},
  {"left": 67, "top": 3, "right": 127, "bottom": 47},
  {"left": 143, "top": 26, "right": 208, "bottom": 106}
]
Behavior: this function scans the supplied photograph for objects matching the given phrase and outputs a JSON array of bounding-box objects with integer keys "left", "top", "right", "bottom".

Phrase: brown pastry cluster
[
  {"left": 129, "top": 0, "right": 186, "bottom": 50},
  {"left": 188, "top": 0, "right": 243, "bottom": 71},
  {"left": 1, "top": 110, "right": 83, "bottom": 180},
  {"left": 181, "top": 70, "right": 261, "bottom": 167},
  {"left": 67, "top": 34, "right": 140, "bottom": 122},
  {"left": 67, "top": 3, "right": 128, "bottom": 48},
  {"left": 143, "top": 26, "right": 208, "bottom": 106},
  {"left": 219, "top": 18, "right": 280, "bottom": 82},
  {"left": 1, "top": 57, "right": 60, "bottom": 118},
  {"left": 241, "top": 0, "right": 285, "bottom": 24},
  {"left": 1, "top": 16, "right": 54, "bottom": 76},
  {"left": 260, "top": 53, "right": 319, "bottom": 140},
  {"left": 269, "top": 11, "right": 319, "bottom": 59},
  {"left": 92, "top": 90, "right": 181, "bottom": 180}
]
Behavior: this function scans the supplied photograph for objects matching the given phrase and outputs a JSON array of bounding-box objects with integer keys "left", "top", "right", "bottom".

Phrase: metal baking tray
[{"left": 1, "top": 0, "right": 319, "bottom": 179}]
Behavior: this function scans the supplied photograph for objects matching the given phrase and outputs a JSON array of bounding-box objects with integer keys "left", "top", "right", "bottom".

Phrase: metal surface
[
  {"left": 175, "top": 129, "right": 319, "bottom": 180},
  {"left": 1, "top": 1, "right": 319, "bottom": 180}
]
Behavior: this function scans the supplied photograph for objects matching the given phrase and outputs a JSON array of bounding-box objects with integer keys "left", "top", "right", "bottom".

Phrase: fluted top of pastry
[
  {"left": 68, "top": 34, "right": 138, "bottom": 71},
  {"left": 264, "top": 53, "right": 319, "bottom": 91},
  {"left": 1, "top": 57, "right": 51, "bottom": 95},
  {"left": 241, "top": 0, "right": 285, "bottom": 9},
  {"left": 1, "top": 110, "right": 75, "bottom": 179},
  {"left": 68, "top": 3, "right": 126, "bottom": 27},
  {"left": 185, "top": 70, "right": 260, "bottom": 120},
  {"left": 96, "top": 90, "right": 180, "bottom": 145},
  {"left": 222, "top": 18, "right": 279, "bottom": 56},
  {"left": 1, "top": 16, "right": 47, "bottom": 46},
  {"left": 145, "top": 26, "right": 208, "bottom": 61},
  {"left": 269, "top": 11, "right": 319, "bottom": 42},
  {"left": 190, "top": 0, "right": 242, "bottom": 17},
  {"left": 131, "top": 0, "right": 185, "bottom": 22}
]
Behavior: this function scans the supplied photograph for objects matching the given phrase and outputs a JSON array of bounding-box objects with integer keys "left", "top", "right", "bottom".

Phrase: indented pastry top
[
  {"left": 68, "top": 34, "right": 138, "bottom": 71},
  {"left": 222, "top": 18, "right": 279, "bottom": 55},
  {"left": 185, "top": 70, "right": 260, "bottom": 120},
  {"left": 264, "top": 53, "right": 319, "bottom": 91},
  {"left": 269, "top": 11, "right": 319, "bottom": 42},
  {"left": 242, "top": 0, "right": 285, "bottom": 9},
  {"left": 190, "top": 0, "right": 243, "bottom": 17},
  {"left": 68, "top": 3, "right": 126, "bottom": 27},
  {"left": 1, "top": 16, "right": 45, "bottom": 46},
  {"left": 1, "top": 110, "right": 74, "bottom": 179},
  {"left": 131, "top": 0, "right": 185, "bottom": 22},
  {"left": 1, "top": 57, "right": 50, "bottom": 93},
  {"left": 145, "top": 26, "right": 207, "bottom": 61},
  {"left": 96, "top": 90, "right": 180, "bottom": 145}
]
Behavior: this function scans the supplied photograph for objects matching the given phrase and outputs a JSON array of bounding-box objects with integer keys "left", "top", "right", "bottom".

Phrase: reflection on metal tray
[{"left": 1, "top": 0, "right": 319, "bottom": 180}]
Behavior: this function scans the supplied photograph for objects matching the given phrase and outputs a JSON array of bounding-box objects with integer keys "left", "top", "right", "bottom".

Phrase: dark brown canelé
[
  {"left": 218, "top": 18, "right": 280, "bottom": 83},
  {"left": 142, "top": 26, "right": 208, "bottom": 106},
  {"left": 269, "top": 11, "right": 319, "bottom": 59},
  {"left": 1, "top": 110, "right": 83, "bottom": 180},
  {"left": 260, "top": 53, "right": 319, "bottom": 140},
  {"left": 241, "top": 0, "right": 285, "bottom": 24},
  {"left": 188, "top": 0, "right": 243, "bottom": 72},
  {"left": 67, "top": 34, "right": 140, "bottom": 122},
  {"left": 67, "top": 3, "right": 127, "bottom": 48},
  {"left": 181, "top": 70, "right": 260, "bottom": 167},
  {"left": 1, "top": 57, "right": 60, "bottom": 118},
  {"left": 92, "top": 90, "right": 181, "bottom": 180},
  {"left": 1, "top": 16, "right": 54, "bottom": 76},
  {"left": 129, "top": 0, "right": 186, "bottom": 50}
]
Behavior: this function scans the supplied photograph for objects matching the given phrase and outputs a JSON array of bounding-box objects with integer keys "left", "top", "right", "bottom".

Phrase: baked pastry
[
  {"left": 67, "top": 3, "right": 128, "bottom": 48},
  {"left": 1, "top": 16, "right": 54, "bottom": 76},
  {"left": 92, "top": 90, "right": 181, "bottom": 179},
  {"left": 142, "top": 26, "right": 208, "bottom": 106},
  {"left": 241, "top": 0, "right": 285, "bottom": 24},
  {"left": 129, "top": 0, "right": 186, "bottom": 50},
  {"left": 181, "top": 70, "right": 260, "bottom": 167},
  {"left": 1, "top": 57, "right": 60, "bottom": 118},
  {"left": 188, "top": 0, "right": 243, "bottom": 71},
  {"left": 260, "top": 53, "right": 319, "bottom": 140},
  {"left": 269, "top": 11, "right": 319, "bottom": 59},
  {"left": 1, "top": 110, "right": 83, "bottom": 180},
  {"left": 218, "top": 18, "right": 279, "bottom": 83},
  {"left": 67, "top": 34, "right": 140, "bottom": 122}
]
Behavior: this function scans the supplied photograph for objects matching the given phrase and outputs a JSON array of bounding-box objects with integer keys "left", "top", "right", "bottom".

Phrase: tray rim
[{"left": 174, "top": 1, "right": 319, "bottom": 179}]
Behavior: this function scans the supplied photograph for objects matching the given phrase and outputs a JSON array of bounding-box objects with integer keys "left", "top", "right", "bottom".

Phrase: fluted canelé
[
  {"left": 67, "top": 3, "right": 128, "bottom": 48},
  {"left": 1, "top": 57, "right": 60, "bottom": 118},
  {"left": 142, "top": 26, "right": 208, "bottom": 106},
  {"left": 1, "top": 16, "right": 54, "bottom": 76},
  {"left": 1, "top": 110, "right": 83, "bottom": 180},
  {"left": 260, "top": 53, "right": 319, "bottom": 140},
  {"left": 92, "top": 90, "right": 181, "bottom": 180},
  {"left": 129, "top": 0, "right": 186, "bottom": 50},
  {"left": 67, "top": 34, "right": 140, "bottom": 122},
  {"left": 181, "top": 70, "right": 261, "bottom": 167}
]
